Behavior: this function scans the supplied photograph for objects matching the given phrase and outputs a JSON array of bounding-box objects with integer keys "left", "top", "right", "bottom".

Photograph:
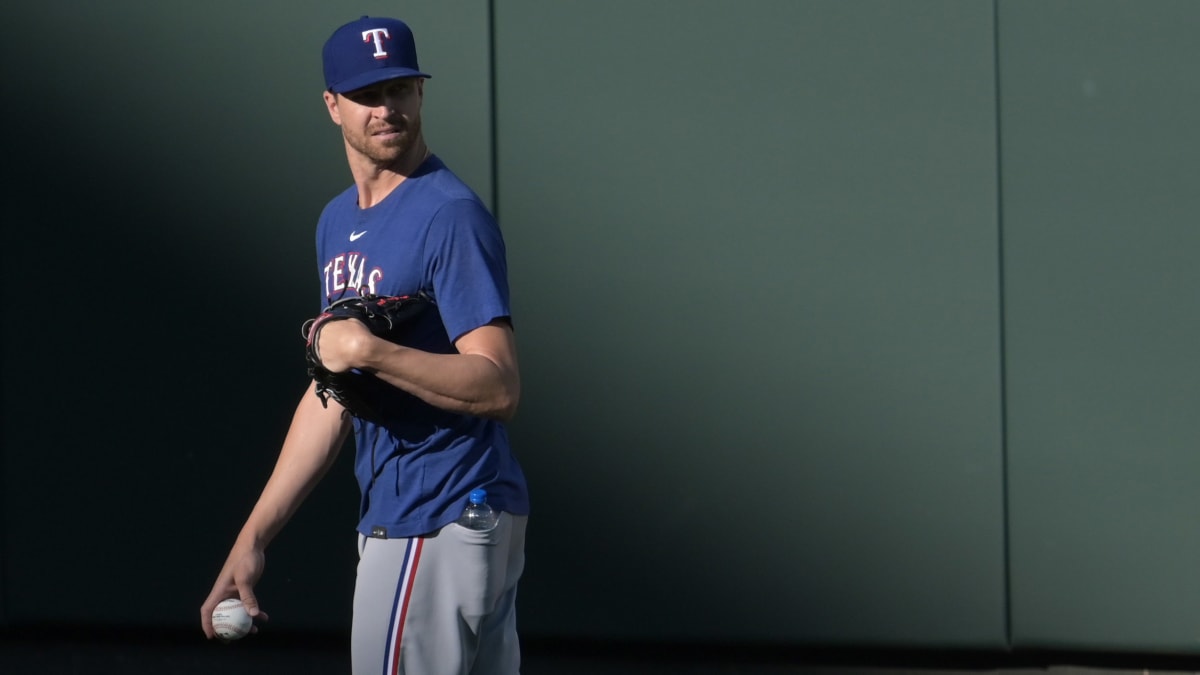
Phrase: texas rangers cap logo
[{"left": 362, "top": 28, "right": 391, "bottom": 59}]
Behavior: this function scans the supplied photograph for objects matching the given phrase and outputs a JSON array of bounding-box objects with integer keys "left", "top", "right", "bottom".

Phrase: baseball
[{"left": 212, "top": 598, "right": 253, "bottom": 640}]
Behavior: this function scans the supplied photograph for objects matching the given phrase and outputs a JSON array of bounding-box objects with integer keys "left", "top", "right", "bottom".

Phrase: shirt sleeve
[{"left": 423, "top": 198, "right": 512, "bottom": 343}]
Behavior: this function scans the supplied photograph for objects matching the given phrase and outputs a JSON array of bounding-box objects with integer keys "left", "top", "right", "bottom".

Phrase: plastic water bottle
[{"left": 456, "top": 488, "right": 498, "bottom": 531}]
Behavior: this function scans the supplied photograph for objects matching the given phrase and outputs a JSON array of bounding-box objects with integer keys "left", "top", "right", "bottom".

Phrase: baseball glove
[{"left": 301, "top": 291, "right": 433, "bottom": 420}]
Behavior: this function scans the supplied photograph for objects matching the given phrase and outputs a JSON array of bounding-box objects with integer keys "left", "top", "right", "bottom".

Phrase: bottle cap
[{"left": 469, "top": 488, "right": 488, "bottom": 505}]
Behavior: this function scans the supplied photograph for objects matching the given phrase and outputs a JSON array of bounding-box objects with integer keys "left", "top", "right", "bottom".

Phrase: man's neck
[{"left": 351, "top": 139, "right": 430, "bottom": 209}]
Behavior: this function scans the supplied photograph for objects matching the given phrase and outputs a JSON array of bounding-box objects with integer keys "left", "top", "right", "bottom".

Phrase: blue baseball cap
[{"left": 323, "top": 16, "right": 432, "bottom": 93}]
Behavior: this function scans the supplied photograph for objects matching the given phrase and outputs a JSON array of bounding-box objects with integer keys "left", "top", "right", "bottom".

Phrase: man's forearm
[
  {"left": 237, "top": 382, "right": 352, "bottom": 548},
  {"left": 349, "top": 322, "right": 520, "bottom": 421},
  {"left": 364, "top": 347, "right": 518, "bottom": 420}
]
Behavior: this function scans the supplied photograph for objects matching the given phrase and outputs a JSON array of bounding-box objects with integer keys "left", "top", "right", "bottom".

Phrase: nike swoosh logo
[{"left": 349, "top": 230, "right": 368, "bottom": 242}]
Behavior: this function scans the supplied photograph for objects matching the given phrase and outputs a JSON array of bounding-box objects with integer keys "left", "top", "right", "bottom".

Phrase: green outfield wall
[{"left": 2, "top": 0, "right": 1197, "bottom": 655}]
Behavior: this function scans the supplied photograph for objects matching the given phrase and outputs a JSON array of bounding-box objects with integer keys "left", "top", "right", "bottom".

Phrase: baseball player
[{"left": 199, "top": 16, "right": 530, "bottom": 675}]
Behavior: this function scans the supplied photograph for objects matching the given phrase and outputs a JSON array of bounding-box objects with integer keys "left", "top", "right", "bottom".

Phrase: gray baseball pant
[{"left": 351, "top": 513, "right": 528, "bottom": 675}]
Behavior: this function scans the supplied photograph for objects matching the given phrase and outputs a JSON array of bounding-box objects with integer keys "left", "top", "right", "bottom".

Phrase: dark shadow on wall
[{"left": 0, "top": 18, "right": 361, "bottom": 635}]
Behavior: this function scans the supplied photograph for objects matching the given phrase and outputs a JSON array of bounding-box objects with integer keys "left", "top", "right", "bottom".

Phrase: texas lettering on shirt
[{"left": 324, "top": 252, "right": 384, "bottom": 299}]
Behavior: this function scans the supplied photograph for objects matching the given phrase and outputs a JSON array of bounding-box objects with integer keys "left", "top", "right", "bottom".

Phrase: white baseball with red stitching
[{"left": 211, "top": 598, "right": 252, "bottom": 640}]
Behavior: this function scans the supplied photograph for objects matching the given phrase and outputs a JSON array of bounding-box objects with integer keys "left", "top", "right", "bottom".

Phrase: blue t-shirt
[{"left": 314, "top": 155, "right": 529, "bottom": 538}]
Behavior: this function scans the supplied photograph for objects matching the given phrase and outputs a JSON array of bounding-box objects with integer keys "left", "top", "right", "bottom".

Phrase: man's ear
[{"left": 323, "top": 90, "right": 342, "bottom": 125}]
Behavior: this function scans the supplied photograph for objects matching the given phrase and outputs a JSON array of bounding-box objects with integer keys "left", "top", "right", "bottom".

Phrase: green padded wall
[
  {"left": 999, "top": 0, "right": 1200, "bottom": 652},
  {"left": 4, "top": 0, "right": 1198, "bottom": 656},
  {"left": 497, "top": 0, "right": 1007, "bottom": 645}
]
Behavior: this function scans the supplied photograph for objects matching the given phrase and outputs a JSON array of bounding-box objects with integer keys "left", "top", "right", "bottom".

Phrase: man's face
[{"left": 324, "top": 77, "right": 424, "bottom": 164}]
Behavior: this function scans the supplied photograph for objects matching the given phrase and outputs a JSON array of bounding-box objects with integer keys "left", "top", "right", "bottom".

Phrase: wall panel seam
[
  {"left": 487, "top": 0, "right": 500, "bottom": 221},
  {"left": 992, "top": 0, "right": 1013, "bottom": 652}
]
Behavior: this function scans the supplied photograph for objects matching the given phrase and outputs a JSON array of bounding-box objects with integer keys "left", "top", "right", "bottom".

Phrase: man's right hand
[{"left": 200, "top": 544, "right": 270, "bottom": 639}]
